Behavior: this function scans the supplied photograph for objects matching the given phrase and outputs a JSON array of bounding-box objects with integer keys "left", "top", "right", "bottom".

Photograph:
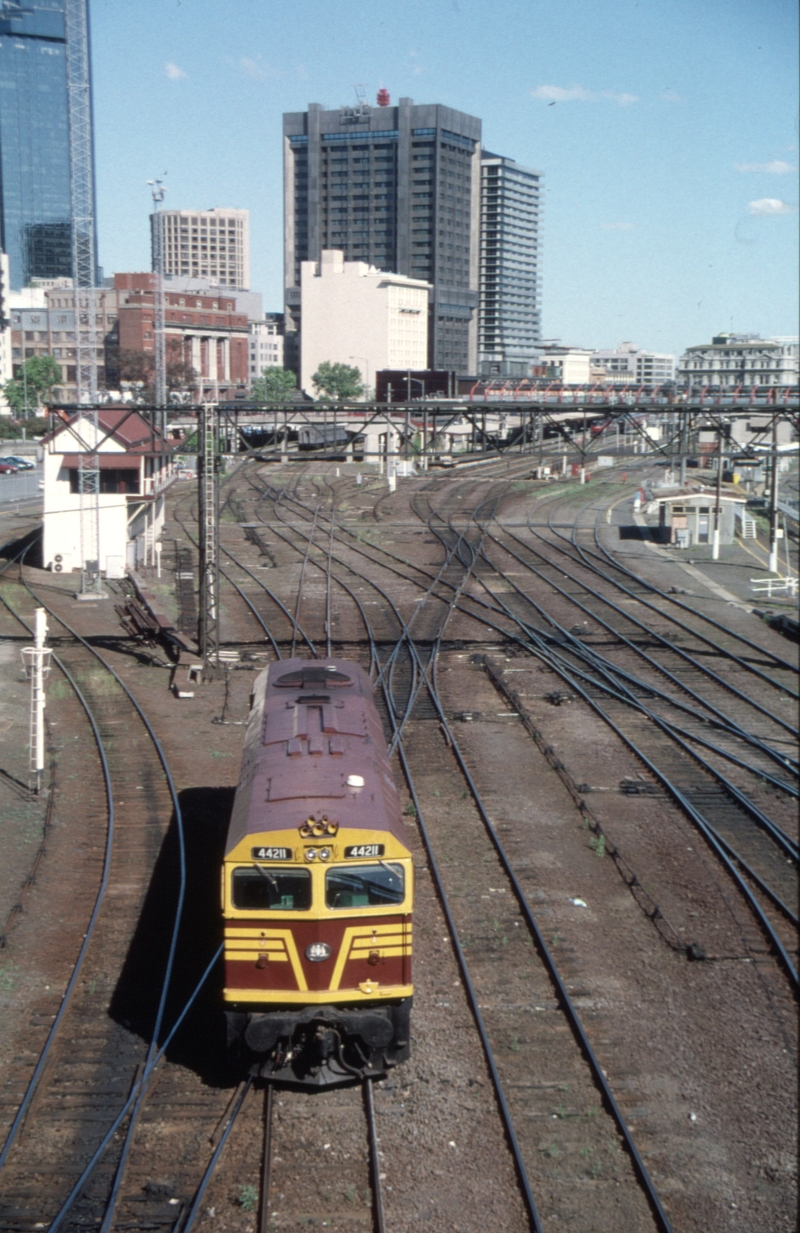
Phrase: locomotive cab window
[
  {"left": 326, "top": 863, "right": 405, "bottom": 909},
  {"left": 232, "top": 866, "right": 312, "bottom": 911}
]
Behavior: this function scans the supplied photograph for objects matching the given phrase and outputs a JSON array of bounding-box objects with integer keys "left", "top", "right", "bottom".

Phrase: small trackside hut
[{"left": 222, "top": 659, "right": 413, "bottom": 1087}]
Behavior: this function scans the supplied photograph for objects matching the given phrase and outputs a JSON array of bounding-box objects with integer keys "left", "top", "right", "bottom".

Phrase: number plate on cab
[
  {"left": 251, "top": 846, "right": 292, "bottom": 860},
  {"left": 344, "top": 844, "right": 385, "bottom": 858}
]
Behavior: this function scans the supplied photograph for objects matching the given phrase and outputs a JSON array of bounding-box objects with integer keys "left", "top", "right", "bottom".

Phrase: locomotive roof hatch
[{"left": 275, "top": 665, "right": 354, "bottom": 689}]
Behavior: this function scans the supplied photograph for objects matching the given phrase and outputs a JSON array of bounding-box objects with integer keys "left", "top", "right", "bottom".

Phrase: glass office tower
[
  {"left": 479, "top": 153, "right": 543, "bottom": 377},
  {"left": 0, "top": 0, "right": 96, "bottom": 290}
]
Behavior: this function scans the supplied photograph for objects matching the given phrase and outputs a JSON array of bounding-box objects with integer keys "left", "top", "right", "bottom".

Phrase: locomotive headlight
[
  {"left": 319, "top": 846, "right": 332, "bottom": 862},
  {"left": 305, "top": 942, "right": 331, "bottom": 962},
  {"left": 305, "top": 848, "right": 318, "bottom": 861}
]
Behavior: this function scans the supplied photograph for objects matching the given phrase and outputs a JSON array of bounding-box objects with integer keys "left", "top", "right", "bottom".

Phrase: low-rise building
[
  {"left": 536, "top": 342, "right": 595, "bottom": 386},
  {"left": 113, "top": 273, "right": 250, "bottom": 402},
  {"left": 42, "top": 408, "right": 175, "bottom": 576},
  {"left": 678, "top": 334, "right": 799, "bottom": 387},
  {"left": 250, "top": 313, "right": 285, "bottom": 383},
  {"left": 300, "top": 250, "right": 431, "bottom": 398},
  {"left": 592, "top": 341, "right": 675, "bottom": 385}
]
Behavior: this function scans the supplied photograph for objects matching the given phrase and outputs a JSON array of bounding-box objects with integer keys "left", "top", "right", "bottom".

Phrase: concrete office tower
[
  {"left": 283, "top": 98, "right": 481, "bottom": 375},
  {"left": 299, "top": 250, "right": 429, "bottom": 397},
  {"left": 152, "top": 209, "right": 250, "bottom": 290},
  {"left": 478, "top": 153, "right": 543, "bottom": 377},
  {"left": 0, "top": 0, "right": 97, "bottom": 291}
]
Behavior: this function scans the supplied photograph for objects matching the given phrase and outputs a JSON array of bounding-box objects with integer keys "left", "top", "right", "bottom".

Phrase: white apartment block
[
  {"left": 250, "top": 316, "right": 285, "bottom": 382},
  {"left": 300, "top": 250, "right": 430, "bottom": 398},
  {"left": 537, "top": 342, "right": 595, "bottom": 385},
  {"left": 152, "top": 209, "right": 250, "bottom": 290},
  {"left": 679, "top": 334, "right": 798, "bottom": 387},
  {"left": 592, "top": 341, "right": 675, "bottom": 385}
]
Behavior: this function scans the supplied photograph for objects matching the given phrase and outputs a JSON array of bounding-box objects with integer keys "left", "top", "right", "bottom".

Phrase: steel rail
[
  {"left": 483, "top": 521, "right": 799, "bottom": 772},
  {"left": 515, "top": 515, "right": 799, "bottom": 740},
  {"left": 0, "top": 591, "right": 118, "bottom": 1173},
  {"left": 178, "top": 1077, "right": 254, "bottom": 1232},
  {"left": 252, "top": 473, "right": 798, "bottom": 803},
  {"left": 7, "top": 568, "right": 194, "bottom": 1229},
  {"left": 455, "top": 565, "right": 799, "bottom": 985},
  {"left": 324, "top": 480, "right": 675, "bottom": 1231},
  {"left": 171, "top": 503, "right": 307, "bottom": 656},
  {"left": 47, "top": 944, "right": 223, "bottom": 1232},
  {"left": 533, "top": 501, "right": 799, "bottom": 698},
  {"left": 363, "top": 1078, "right": 387, "bottom": 1233},
  {"left": 472, "top": 541, "right": 800, "bottom": 854},
  {"left": 422, "top": 649, "right": 679, "bottom": 1232}
]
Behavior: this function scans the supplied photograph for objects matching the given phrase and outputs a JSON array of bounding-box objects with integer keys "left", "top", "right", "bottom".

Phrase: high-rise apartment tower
[
  {"left": 151, "top": 209, "right": 250, "bottom": 290},
  {"left": 478, "top": 153, "right": 542, "bottom": 376},
  {"left": 0, "top": 0, "right": 98, "bottom": 290},
  {"left": 283, "top": 97, "right": 481, "bottom": 374}
]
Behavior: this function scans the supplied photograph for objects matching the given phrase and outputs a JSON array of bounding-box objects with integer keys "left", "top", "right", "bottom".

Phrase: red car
[{"left": 0, "top": 462, "right": 18, "bottom": 474}]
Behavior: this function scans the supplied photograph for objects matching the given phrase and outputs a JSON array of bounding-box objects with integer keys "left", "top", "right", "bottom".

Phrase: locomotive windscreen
[
  {"left": 325, "top": 863, "right": 405, "bottom": 909},
  {"left": 232, "top": 866, "right": 312, "bottom": 911}
]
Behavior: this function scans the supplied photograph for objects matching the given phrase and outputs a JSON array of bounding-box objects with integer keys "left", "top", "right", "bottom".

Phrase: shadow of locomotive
[
  {"left": 617, "top": 524, "right": 670, "bottom": 543},
  {"left": 109, "top": 786, "right": 238, "bottom": 1087}
]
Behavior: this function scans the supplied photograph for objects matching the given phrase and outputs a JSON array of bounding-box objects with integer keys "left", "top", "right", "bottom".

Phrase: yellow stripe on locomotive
[{"left": 222, "top": 826, "right": 413, "bottom": 1006}]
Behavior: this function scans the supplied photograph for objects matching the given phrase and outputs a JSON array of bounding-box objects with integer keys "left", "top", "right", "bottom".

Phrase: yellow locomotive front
[{"left": 222, "top": 659, "right": 413, "bottom": 1086}]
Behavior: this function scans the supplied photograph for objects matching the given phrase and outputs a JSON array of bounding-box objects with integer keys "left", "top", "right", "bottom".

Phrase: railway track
[
  {"left": 207, "top": 466, "right": 679, "bottom": 1231},
  {"left": 0, "top": 568, "right": 186, "bottom": 1230}
]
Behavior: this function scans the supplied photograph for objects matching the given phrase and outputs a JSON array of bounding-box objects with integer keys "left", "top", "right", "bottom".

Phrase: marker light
[
  {"left": 319, "top": 847, "right": 332, "bottom": 861},
  {"left": 305, "top": 848, "right": 318, "bottom": 861}
]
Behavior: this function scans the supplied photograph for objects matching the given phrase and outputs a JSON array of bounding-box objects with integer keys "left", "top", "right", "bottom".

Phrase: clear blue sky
[{"left": 90, "top": 0, "right": 798, "bottom": 360}]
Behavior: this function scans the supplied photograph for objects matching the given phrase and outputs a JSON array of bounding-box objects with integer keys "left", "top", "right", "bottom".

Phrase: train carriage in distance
[{"left": 222, "top": 658, "right": 413, "bottom": 1087}]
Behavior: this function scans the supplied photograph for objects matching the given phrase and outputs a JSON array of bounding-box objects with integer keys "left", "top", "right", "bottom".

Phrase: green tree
[
  {"left": 3, "top": 355, "right": 63, "bottom": 414},
  {"left": 250, "top": 367, "right": 297, "bottom": 402},
  {"left": 110, "top": 345, "right": 196, "bottom": 402},
  {"left": 311, "top": 361, "right": 363, "bottom": 401}
]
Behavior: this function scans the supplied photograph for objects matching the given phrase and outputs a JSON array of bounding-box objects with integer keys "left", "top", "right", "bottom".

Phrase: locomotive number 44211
[
  {"left": 344, "top": 844, "right": 385, "bottom": 858},
  {"left": 251, "top": 846, "right": 292, "bottom": 861}
]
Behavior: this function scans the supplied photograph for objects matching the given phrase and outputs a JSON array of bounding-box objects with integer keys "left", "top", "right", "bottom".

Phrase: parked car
[
  {"left": 0, "top": 461, "right": 18, "bottom": 474},
  {"left": 1, "top": 455, "right": 35, "bottom": 470}
]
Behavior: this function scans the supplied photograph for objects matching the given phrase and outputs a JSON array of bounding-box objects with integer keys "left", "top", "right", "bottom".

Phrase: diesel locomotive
[{"left": 222, "top": 658, "right": 413, "bottom": 1086}]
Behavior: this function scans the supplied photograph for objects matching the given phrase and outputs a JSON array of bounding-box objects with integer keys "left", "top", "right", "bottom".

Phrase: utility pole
[
  {"left": 712, "top": 427, "right": 723, "bottom": 560},
  {"left": 768, "top": 414, "right": 780, "bottom": 574},
  {"left": 198, "top": 403, "right": 220, "bottom": 665},
  {"left": 149, "top": 178, "right": 168, "bottom": 429},
  {"left": 22, "top": 609, "right": 52, "bottom": 795}
]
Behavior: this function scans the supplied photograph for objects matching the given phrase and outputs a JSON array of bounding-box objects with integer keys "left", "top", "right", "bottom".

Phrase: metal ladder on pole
[{"left": 198, "top": 404, "right": 219, "bottom": 665}]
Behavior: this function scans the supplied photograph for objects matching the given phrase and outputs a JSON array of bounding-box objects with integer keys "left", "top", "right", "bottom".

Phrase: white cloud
[
  {"left": 531, "top": 84, "right": 638, "bottom": 106},
  {"left": 240, "top": 56, "right": 281, "bottom": 81},
  {"left": 601, "top": 222, "right": 634, "bottom": 231},
  {"left": 165, "top": 62, "right": 186, "bottom": 80},
  {"left": 736, "top": 160, "right": 795, "bottom": 174},
  {"left": 748, "top": 198, "right": 797, "bottom": 215}
]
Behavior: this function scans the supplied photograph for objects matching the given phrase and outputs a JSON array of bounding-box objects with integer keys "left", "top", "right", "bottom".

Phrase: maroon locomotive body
[{"left": 221, "top": 658, "right": 413, "bottom": 1086}]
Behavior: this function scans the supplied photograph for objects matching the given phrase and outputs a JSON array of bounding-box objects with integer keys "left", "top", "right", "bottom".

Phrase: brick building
[{"left": 112, "top": 273, "right": 250, "bottom": 402}]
